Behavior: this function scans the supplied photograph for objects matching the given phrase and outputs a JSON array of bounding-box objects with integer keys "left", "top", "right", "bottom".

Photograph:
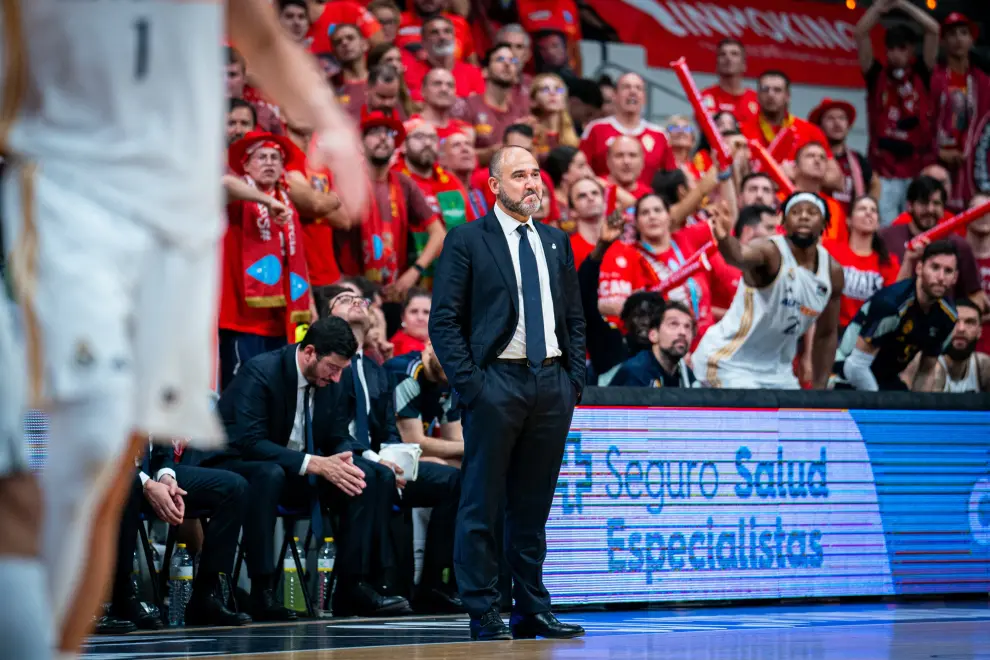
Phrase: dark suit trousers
[
  {"left": 364, "top": 459, "right": 461, "bottom": 589},
  {"left": 279, "top": 455, "right": 381, "bottom": 585},
  {"left": 113, "top": 475, "right": 147, "bottom": 607},
  {"left": 173, "top": 465, "right": 249, "bottom": 580},
  {"left": 203, "top": 458, "right": 287, "bottom": 581},
  {"left": 456, "top": 361, "right": 575, "bottom": 617},
  {"left": 113, "top": 466, "right": 248, "bottom": 602}
]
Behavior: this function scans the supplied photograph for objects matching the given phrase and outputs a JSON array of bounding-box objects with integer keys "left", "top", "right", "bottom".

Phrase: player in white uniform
[
  {"left": 695, "top": 192, "right": 844, "bottom": 389},
  {"left": 0, "top": 1, "right": 368, "bottom": 656}
]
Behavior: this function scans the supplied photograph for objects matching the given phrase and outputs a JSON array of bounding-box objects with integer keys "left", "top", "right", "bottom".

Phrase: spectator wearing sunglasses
[
  {"left": 526, "top": 73, "right": 580, "bottom": 165},
  {"left": 666, "top": 115, "right": 705, "bottom": 183}
]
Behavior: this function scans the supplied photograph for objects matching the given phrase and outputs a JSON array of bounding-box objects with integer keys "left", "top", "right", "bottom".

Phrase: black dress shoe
[
  {"left": 112, "top": 596, "right": 163, "bottom": 631},
  {"left": 186, "top": 589, "right": 253, "bottom": 626},
  {"left": 333, "top": 581, "right": 411, "bottom": 617},
  {"left": 470, "top": 607, "right": 512, "bottom": 641},
  {"left": 510, "top": 612, "right": 585, "bottom": 639},
  {"left": 94, "top": 614, "right": 137, "bottom": 635},
  {"left": 250, "top": 588, "right": 298, "bottom": 622}
]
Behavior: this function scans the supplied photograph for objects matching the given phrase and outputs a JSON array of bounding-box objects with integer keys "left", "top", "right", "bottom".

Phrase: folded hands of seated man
[
  {"left": 144, "top": 476, "right": 187, "bottom": 525},
  {"left": 305, "top": 451, "right": 367, "bottom": 495}
]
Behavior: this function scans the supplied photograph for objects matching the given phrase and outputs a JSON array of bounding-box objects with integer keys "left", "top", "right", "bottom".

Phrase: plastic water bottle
[
  {"left": 283, "top": 537, "right": 307, "bottom": 613},
  {"left": 316, "top": 537, "right": 336, "bottom": 616},
  {"left": 168, "top": 544, "right": 193, "bottom": 626}
]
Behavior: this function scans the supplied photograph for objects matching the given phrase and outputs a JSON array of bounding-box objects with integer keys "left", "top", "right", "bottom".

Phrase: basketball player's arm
[
  {"left": 228, "top": 0, "right": 368, "bottom": 218},
  {"left": 911, "top": 355, "right": 939, "bottom": 392},
  {"left": 929, "top": 357, "right": 948, "bottom": 391},
  {"left": 396, "top": 418, "right": 464, "bottom": 459},
  {"left": 978, "top": 354, "right": 990, "bottom": 393},
  {"left": 710, "top": 203, "right": 781, "bottom": 285},
  {"left": 810, "top": 261, "right": 844, "bottom": 389}
]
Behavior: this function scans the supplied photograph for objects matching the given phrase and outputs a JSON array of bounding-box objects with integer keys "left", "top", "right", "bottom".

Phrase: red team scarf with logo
[
  {"left": 360, "top": 172, "right": 405, "bottom": 284},
  {"left": 234, "top": 174, "right": 313, "bottom": 331}
]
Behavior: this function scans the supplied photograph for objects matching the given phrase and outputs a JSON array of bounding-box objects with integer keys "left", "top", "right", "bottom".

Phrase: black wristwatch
[{"left": 412, "top": 263, "right": 426, "bottom": 277}]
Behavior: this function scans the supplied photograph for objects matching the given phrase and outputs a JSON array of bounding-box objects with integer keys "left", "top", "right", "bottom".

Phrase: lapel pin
[{"left": 552, "top": 243, "right": 557, "bottom": 249}]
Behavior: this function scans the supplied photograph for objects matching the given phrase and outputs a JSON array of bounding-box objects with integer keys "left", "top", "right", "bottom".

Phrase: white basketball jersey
[
  {"left": 938, "top": 355, "right": 981, "bottom": 393},
  {"left": 696, "top": 235, "right": 833, "bottom": 385},
  {"left": 0, "top": 1, "right": 225, "bottom": 247}
]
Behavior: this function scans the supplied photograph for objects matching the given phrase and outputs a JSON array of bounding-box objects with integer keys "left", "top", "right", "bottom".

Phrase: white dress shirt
[
  {"left": 494, "top": 203, "right": 561, "bottom": 361},
  {"left": 289, "top": 349, "right": 313, "bottom": 476},
  {"left": 348, "top": 350, "right": 381, "bottom": 464}
]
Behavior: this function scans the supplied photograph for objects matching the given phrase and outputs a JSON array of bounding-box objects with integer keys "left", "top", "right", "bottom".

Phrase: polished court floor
[{"left": 82, "top": 601, "right": 990, "bottom": 659}]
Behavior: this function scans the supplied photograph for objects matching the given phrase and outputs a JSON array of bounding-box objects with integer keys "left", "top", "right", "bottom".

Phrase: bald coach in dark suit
[{"left": 429, "top": 146, "right": 586, "bottom": 641}]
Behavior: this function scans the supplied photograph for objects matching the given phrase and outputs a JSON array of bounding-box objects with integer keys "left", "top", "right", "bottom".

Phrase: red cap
[
  {"left": 942, "top": 12, "right": 978, "bottom": 38},
  {"left": 808, "top": 98, "right": 857, "bottom": 128},
  {"left": 359, "top": 107, "right": 406, "bottom": 148},
  {"left": 227, "top": 130, "right": 299, "bottom": 177}
]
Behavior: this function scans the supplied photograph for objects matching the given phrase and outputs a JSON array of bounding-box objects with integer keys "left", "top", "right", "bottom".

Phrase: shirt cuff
[
  {"left": 300, "top": 454, "right": 312, "bottom": 476},
  {"left": 139, "top": 471, "right": 150, "bottom": 486},
  {"left": 155, "top": 468, "right": 177, "bottom": 483},
  {"left": 362, "top": 449, "right": 381, "bottom": 463}
]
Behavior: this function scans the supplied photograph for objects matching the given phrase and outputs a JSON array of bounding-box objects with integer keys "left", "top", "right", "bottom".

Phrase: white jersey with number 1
[
  {"left": 692, "top": 235, "right": 833, "bottom": 390},
  {"left": 3, "top": 0, "right": 225, "bottom": 247},
  {"left": 0, "top": 0, "right": 226, "bottom": 447}
]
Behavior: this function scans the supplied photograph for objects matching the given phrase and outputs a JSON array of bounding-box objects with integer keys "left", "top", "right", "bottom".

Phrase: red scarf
[
  {"left": 834, "top": 148, "right": 865, "bottom": 209},
  {"left": 932, "top": 65, "right": 990, "bottom": 209},
  {"left": 235, "top": 176, "right": 312, "bottom": 337},
  {"left": 868, "top": 63, "right": 932, "bottom": 179},
  {"left": 361, "top": 171, "right": 406, "bottom": 284}
]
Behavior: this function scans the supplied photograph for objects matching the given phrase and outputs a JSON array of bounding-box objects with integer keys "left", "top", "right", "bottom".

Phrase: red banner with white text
[{"left": 583, "top": 0, "right": 881, "bottom": 88}]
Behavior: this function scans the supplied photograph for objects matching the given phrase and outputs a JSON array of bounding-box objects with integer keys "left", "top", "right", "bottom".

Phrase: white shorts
[{"left": 2, "top": 161, "right": 224, "bottom": 450}]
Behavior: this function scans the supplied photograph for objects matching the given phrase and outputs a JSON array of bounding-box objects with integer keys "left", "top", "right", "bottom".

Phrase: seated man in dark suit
[
  {"left": 98, "top": 438, "right": 252, "bottom": 633},
  {"left": 215, "top": 316, "right": 410, "bottom": 617},
  {"left": 321, "top": 285, "right": 462, "bottom": 614}
]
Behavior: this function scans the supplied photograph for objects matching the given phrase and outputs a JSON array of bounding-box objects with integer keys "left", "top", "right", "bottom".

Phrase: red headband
[{"left": 243, "top": 140, "right": 285, "bottom": 165}]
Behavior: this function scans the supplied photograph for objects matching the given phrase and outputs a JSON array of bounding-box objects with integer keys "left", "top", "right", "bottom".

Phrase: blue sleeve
[{"left": 610, "top": 363, "right": 650, "bottom": 387}]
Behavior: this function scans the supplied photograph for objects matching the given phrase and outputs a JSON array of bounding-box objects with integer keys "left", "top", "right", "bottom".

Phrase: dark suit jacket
[
  {"left": 216, "top": 343, "right": 353, "bottom": 474},
  {"left": 428, "top": 210, "right": 586, "bottom": 406},
  {"left": 338, "top": 354, "right": 401, "bottom": 455}
]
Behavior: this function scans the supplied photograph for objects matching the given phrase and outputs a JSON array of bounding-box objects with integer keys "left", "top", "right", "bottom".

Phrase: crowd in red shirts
[{"left": 221, "top": 0, "right": 989, "bottom": 393}]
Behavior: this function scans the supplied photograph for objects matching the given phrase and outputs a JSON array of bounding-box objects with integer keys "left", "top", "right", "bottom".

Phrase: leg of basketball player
[
  {"left": 0, "top": 290, "right": 52, "bottom": 658},
  {"left": 1, "top": 167, "right": 158, "bottom": 657},
  {"left": 0, "top": 473, "right": 52, "bottom": 659},
  {"left": 42, "top": 397, "right": 145, "bottom": 656}
]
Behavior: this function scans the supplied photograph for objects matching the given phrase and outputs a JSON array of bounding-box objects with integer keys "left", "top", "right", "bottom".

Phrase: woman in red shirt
[
  {"left": 389, "top": 287, "right": 432, "bottom": 356},
  {"left": 823, "top": 196, "right": 901, "bottom": 332},
  {"left": 598, "top": 193, "right": 717, "bottom": 345}
]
